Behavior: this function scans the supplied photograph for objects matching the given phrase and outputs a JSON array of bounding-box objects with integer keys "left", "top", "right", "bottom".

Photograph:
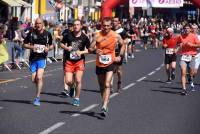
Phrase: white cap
[{"left": 167, "top": 28, "right": 174, "bottom": 33}]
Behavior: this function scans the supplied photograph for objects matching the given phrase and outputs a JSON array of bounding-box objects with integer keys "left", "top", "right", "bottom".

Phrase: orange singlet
[
  {"left": 96, "top": 30, "right": 118, "bottom": 67},
  {"left": 179, "top": 33, "right": 200, "bottom": 56}
]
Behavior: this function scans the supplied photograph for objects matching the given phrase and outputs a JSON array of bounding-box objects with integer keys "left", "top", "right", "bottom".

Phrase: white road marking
[
  {"left": 148, "top": 71, "right": 156, "bottom": 76},
  {"left": 71, "top": 104, "right": 99, "bottom": 117},
  {"left": 155, "top": 67, "right": 161, "bottom": 71},
  {"left": 110, "top": 92, "right": 119, "bottom": 99},
  {"left": 136, "top": 77, "right": 146, "bottom": 82},
  {"left": 0, "top": 107, "right": 3, "bottom": 110},
  {"left": 38, "top": 122, "right": 65, "bottom": 134},
  {"left": 122, "top": 83, "right": 136, "bottom": 90}
]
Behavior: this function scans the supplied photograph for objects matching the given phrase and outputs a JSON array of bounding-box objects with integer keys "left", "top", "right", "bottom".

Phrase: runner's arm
[
  {"left": 23, "top": 43, "right": 34, "bottom": 50},
  {"left": 88, "top": 34, "right": 97, "bottom": 54},
  {"left": 76, "top": 37, "right": 90, "bottom": 56},
  {"left": 117, "top": 34, "right": 125, "bottom": 57},
  {"left": 60, "top": 43, "right": 72, "bottom": 51},
  {"left": 76, "top": 48, "right": 89, "bottom": 57},
  {"left": 23, "top": 32, "right": 34, "bottom": 50}
]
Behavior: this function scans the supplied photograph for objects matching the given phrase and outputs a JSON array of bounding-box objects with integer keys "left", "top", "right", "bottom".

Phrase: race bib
[
  {"left": 33, "top": 44, "right": 45, "bottom": 53},
  {"left": 99, "top": 55, "right": 112, "bottom": 65},
  {"left": 166, "top": 48, "right": 174, "bottom": 55},
  {"left": 70, "top": 51, "right": 81, "bottom": 60},
  {"left": 181, "top": 55, "right": 192, "bottom": 62}
]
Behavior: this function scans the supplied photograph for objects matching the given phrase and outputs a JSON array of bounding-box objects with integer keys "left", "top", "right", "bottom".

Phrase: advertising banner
[{"left": 129, "top": 0, "right": 183, "bottom": 8}]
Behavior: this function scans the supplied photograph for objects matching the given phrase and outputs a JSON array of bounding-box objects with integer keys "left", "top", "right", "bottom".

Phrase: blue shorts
[{"left": 30, "top": 59, "right": 46, "bottom": 73}]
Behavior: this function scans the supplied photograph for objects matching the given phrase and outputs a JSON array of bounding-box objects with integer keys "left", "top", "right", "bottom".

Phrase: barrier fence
[{"left": 0, "top": 40, "right": 63, "bottom": 72}]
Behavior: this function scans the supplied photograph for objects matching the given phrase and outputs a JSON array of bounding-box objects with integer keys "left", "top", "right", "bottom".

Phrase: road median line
[
  {"left": 71, "top": 104, "right": 99, "bottom": 117},
  {"left": 122, "top": 83, "right": 136, "bottom": 90},
  {"left": 38, "top": 122, "right": 65, "bottom": 134},
  {"left": 136, "top": 77, "right": 146, "bottom": 82}
]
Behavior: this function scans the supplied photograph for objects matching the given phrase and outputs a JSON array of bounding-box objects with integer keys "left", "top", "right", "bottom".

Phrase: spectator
[{"left": 0, "top": 24, "right": 9, "bottom": 65}]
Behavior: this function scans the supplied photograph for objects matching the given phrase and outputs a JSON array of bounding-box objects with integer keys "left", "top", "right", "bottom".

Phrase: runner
[
  {"left": 178, "top": 24, "right": 200, "bottom": 95},
  {"left": 127, "top": 23, "right": 137, "bottom": 59},
  {"left": 162, "top": 28, "right": 179, "bottom": 83},
  {"left": 23, "top": 18, "right": 54, "bottom": 106},
  {"left": 60, "top": 20, "right": 74, "bottom": 97},
  {"left": 140, "top": 24, "right": 149, "bottom": 50},
  {"left": 112, "top": 17, "right": 128, "bottom": 93},
  {"left": 89, "top": 17, "right": 125, "bottom": 117},
  {"left": 190, "top": 24, "right": 200, "bottom": 90},
  {"left": 60, "top": 19, "right": 90, "bottom": 106}
]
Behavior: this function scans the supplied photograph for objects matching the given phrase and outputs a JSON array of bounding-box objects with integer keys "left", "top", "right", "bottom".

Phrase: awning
[
  {"left": 1, "top": 0, "right": 22, "bottom": 7},
  {"left": 14, "top": 0, "right": 31, "bottom": 7}
]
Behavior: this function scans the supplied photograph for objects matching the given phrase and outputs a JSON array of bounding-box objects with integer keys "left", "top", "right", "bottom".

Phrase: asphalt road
[{"left": 0, "top": 47, "right": 200, "bottom": 134}]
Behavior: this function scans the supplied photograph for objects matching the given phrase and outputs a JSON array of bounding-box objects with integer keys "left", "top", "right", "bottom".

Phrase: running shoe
[
  {"left": 165, "top": 79, "right": 172, "bottom": 84},
  {"left": 100, "top": 106, "right": 108, "bottom": 117},
  {"left": 181, "top": 90, "right": 188, "bottom": 96},
  {"left": 190, "top": 82, "right": 195, "bottom": 92},
  {"left": 60, "top": 90, "right": 70, "bottom": 97},
  {"left": 33, "top": 97, "right": 40, "bottom": 106},
  {"left": 72, "top": 98, "right": 80, "bottom": 107},
  {"left": 171, "top": 72, "right": 176, "bottom": 80},
  {"left": 131, "top": 54, "right": 135, "bottom": 59}
]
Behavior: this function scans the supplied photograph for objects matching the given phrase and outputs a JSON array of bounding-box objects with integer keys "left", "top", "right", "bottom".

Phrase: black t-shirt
[
  {"left": 24, "top": 29, "right": 53, "bottom": 61},
  {"left": 62, "top": 28, "right": 71, "bottom": 37},
  {"left": 61, "top": 32, "right": 90, "bottom": 61}
]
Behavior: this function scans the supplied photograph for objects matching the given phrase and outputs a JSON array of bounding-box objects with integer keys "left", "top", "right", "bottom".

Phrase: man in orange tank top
[{"left": 89, "top": 17, "right": 125, "bottom": 117}]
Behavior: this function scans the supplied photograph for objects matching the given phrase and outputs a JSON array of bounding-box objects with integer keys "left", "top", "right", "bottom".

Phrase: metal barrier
[
  {"left": 0, "top": 40, "right": 30, "bottom": 71},
  {"left": 1, "top": 39, "right": 64, "bottom": 72},
  {"left": 47, "top": 41, "right": 63, "bottom": 63}
]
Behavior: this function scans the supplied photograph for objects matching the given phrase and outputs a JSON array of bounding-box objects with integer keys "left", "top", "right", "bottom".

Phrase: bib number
[
  {"left": 99, "top": 55, "right": 112, "bottom": 65},
  {"left": 33, "top": 44, "right": 45, "bottom": 53},
  {"left": 181, "top": 55, "right": 192, "bottom": 62},
  {"left": 166, "top": 48, "right": 174, "bottom": 55},
  {"left": 70, "top": 51, "right": 81, "bottom": 60}
]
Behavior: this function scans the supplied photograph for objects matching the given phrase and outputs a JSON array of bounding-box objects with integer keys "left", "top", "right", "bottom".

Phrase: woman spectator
[{"left": 13, "top": 23, "right": 24, "bottom": 64}]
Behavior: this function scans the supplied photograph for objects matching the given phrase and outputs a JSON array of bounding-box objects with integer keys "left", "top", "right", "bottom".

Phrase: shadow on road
[
  {"left": 142, "top": 79, "right": 165, "bottom": 84},
  {"left": 82, "top": 88, "right": 100, "bottom": 93},
  {"left": 0, "top": 99, "right": 71, "bottom": 105},
  {"left": 151, "top": 89, "right": 182, "bottom": 95},
  {"left": 41, "top": 92, "right": 60, "bottom": 97},
  {"left": 41, "top": 100, "right": 71, "bottom": 105},
  {"left": 41, "top": 92, "right": 71, "bottom": 98},
  {"left": 60, "top": 110, "right": 105, "bottom": 120},
  {"left": 159, "top": 85, "right": 182, "bottom": 90},
  {"left": 0, "top": 99, "right": 32, "bottom": 104}
]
